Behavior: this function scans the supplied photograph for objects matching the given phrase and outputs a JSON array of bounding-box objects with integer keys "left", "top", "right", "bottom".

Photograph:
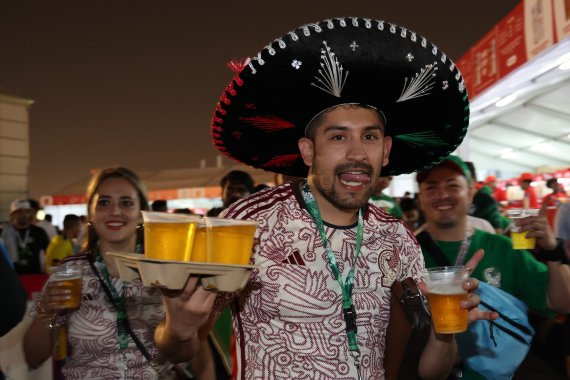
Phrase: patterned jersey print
[
  {"left": 37, "top": 254, "right": 175, "bottom": 379},
  {"left": 220, "top": 182, "right": 425, "bottom": 380}
]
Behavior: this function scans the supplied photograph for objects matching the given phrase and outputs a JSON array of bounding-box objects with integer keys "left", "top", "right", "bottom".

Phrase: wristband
[{"left": 535, "top": 239, "right": 569, "bottom": 265}]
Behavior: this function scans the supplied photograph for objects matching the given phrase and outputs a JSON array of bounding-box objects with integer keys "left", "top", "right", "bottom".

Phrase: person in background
[
  {"left": 273, "top": 173, "right": 300, "bottom": 186},
  {"left": 519, "top": 172, "right": 539, "bottom": 209},
  {"left": 416, "top": 155, "right": 570, "bottom": 380},
  {"left": 0, "top": 251, "right": 27, "bottom": 379},
  {"left": 464, "top": 161, "right": 508, "bottom": 234},
  {"left": 555, "top": 201, "right": 570, "bottom": 378},
  {"left": 207, "top": 170, "right": 254, "bottom": 217},
  {"left": 74, "top": 215, "right": 88, "bottom": 254},
  {"left": 0, "top": 199, "right": 49, "bottom": 274},
  {"left": 23, "top": 167, "right": 201, "bottom": 378},
  {"left": 173, "top": 208, "right": 194, "bottom": 214},
  {"left": 369, "top": 176, "right": 403, "bottom": 219},
  {"left": 151, "top": 199, "right": 168, "bottom": 212},
  {"left": 543, "top": 178, "right": 567, "bottom": 207},
  {"left": 253, "top": 183, "right": 270, "bottom": 193},
  {"left": 45, "top": 214, "right": 81, "bottom": 273},
  {"left": 399, "top": 197, "right": 422, "bottom": 231},
  {"left": 36, "top": 213, "right": 58, "bottom": 241},
  {"left": 485, "top": 175, "right": 507, "bottom": 204},
  {"left": 206, "top": 170, "right": 257, "bottom": 377}
]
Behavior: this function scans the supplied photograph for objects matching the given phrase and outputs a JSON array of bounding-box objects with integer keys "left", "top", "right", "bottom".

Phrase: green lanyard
[
  {"left": 96, "top": 252, "right": 130, "bottom": 350},
  {"left": 301, "top": 181, "right": 363, "bottom": 359}
]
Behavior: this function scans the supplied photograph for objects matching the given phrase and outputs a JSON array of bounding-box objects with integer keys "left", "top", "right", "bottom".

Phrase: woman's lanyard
[
  {"left": 95, "top": 252, "right": 130, "bottom": 351},
  {"left": 301, "top": 181, "right": 363, "bottom": 378}
]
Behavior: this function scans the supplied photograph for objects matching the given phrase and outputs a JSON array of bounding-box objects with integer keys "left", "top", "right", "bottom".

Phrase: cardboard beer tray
[{"left": 108, "top": 252, "right": 254, "bottom": 292}]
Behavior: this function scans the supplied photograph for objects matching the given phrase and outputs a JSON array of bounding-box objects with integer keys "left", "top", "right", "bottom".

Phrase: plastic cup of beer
[
  {"left": 191, "top": 217, "right": 257, "bottom": 265},
  {"left": 142, "top": 211, "right": 202, "bottom": 261},
  {"left": 507, "top": 208, "right": 539, "bottom": 250},
  {"left": 50, "top": 264, "right": 83, "bottom": 310},
  {"left": 423, "top": 266, "right": 469, "bottom": 334}
]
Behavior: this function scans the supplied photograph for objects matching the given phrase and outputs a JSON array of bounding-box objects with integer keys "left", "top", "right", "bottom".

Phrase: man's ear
[
  {"left": 298, "top": 137, "right": 314, "bottom": 167},
  {"left": 381, "top": 136, "right": 393, "bottom": 167}
]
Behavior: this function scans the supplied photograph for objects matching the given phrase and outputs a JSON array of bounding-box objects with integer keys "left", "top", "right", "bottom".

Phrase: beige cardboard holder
[{"left": 108, "top": 252, "right": 254, "bottom": 292}]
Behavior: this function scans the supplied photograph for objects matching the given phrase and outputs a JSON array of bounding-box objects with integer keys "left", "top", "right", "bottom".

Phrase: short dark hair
[
  {"left": 63, "top": 214, "right": 80, "bottom": 230},
  {"left": 220, "top": 170, "right": 254, "bottom": 193},
  {"left": 464, "top": 161, "right": 477, "bottom": 182},
  {"left": 151, "top": 200, "right": 168, "bottom": 212},
  {"left": 400, "top": 198, "right": 418, "bottom": 212},
  {"left": 27, "top": 198, "right": 41, "bottom": 212},
  {"left": 546, "top": 178, "right": 558, "bottom": 189}
]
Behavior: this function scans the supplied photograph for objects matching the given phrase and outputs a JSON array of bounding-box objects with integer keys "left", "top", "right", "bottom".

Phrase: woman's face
[{"left": 89, "top": 177, "right": 142, "bottom": 250}]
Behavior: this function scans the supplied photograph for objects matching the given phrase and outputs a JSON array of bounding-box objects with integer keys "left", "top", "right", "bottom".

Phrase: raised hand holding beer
[
  {"left": 418, "top": 249, "right": 498, "bottom": 332},
  {"left": 39, "top": 264, "right": 83, "bottom": 317}
]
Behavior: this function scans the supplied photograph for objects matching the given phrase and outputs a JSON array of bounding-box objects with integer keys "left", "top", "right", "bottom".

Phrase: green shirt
[{"left": 420, "top": 229, "right": 553, "bottom": 380}]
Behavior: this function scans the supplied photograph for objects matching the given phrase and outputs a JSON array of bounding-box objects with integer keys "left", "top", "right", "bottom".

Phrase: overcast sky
[{"left": 0, "top": 0, "right": 521, "bottom": 198}]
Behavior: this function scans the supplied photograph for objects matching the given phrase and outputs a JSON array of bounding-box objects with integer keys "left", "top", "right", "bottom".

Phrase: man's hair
[
  {"left": 151, "top": 200, "right": 168, "bottom": 212},
  {"left": 27, "top": 198, "right": 41, "bottom": 212},
  {"left": 464, "top": 161, "right": 477, "bottom": 182},
  {"left": 546, "top": 178, "right": 558, "bottom": 189},
  {"left": 63, "top": 214, "right": 80, "bottom": 230},
  {"left": 220, "top": 170, "right": 255, "bottom": 193},
  {"left": 305, "top": 103, "right": 384, "bottom": 141},
  {"left": 400, "top": 198, "right": 418, "bottom": 212}
]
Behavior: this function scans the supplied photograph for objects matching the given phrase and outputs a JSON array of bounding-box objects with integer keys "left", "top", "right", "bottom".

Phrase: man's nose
[{"left": 346, "top": 140, "right": 367, "bottom": 161}]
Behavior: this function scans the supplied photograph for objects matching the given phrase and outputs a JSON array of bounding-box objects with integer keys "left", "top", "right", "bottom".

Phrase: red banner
[{"left": 457, "top": 0, "right": 563, "bottom": 99}]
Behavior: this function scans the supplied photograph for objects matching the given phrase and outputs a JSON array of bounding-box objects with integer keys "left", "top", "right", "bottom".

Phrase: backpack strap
[{"left": 416, "top": 231, "right": 452, "bottom": 266}]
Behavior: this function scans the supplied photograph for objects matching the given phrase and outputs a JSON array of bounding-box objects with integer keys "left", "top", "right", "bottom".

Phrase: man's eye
[
  {"left": 331, "top": 135, "right": 345, "bottom": 141},
  {"left": 363, "top": 134, "right": 379, "bottom": 140}
]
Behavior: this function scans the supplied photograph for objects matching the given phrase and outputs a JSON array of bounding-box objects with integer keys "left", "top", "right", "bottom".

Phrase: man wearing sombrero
[{"left": 155, "top": 17, "right": 495, "bottom": 379}]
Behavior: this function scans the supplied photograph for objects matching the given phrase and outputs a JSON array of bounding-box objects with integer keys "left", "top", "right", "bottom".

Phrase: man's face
[
  {"left": 372, "top": 176, "right": 393, "bottom": 195},
  {"left": 403, "top": 209, "right": 419, "bottom": 224},
  {"left": 298, "top": 106, "right": 392, "bottom": 211},
  {"left": 222, "top": 181, "right": 251, "bottom": 207},
  {"left": 418, "top": 167, "right": 473, "bottom": 229},
  {"left": 520, "top": 180, "right": 531, "bottom": 190},
  {"left": 11, "top": 208, "right": 32, "bottom": 228}
]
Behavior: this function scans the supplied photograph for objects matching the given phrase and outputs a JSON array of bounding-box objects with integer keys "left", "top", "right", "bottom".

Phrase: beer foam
[
  {"left": 201, "top": 217, "right": 258, "bottom": 228},
  {"left": 142, "top": 211, "right": 202, "bottom": 224},
  {"left": 427, "top": 283, "right": 465, "bottom": 294}
]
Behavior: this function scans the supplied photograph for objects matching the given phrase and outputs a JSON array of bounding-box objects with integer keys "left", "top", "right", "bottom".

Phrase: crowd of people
[{"left": 1, "top": 16, "right": 570, "bottom": 380}]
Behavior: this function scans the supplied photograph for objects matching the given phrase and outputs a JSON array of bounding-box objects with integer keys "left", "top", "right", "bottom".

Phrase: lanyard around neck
[
  {"left": 96, "top": 252, "right": 130, "bottom": 350},
  {"left": 301, "top": 181, "right": 363, "bottom": 353}
]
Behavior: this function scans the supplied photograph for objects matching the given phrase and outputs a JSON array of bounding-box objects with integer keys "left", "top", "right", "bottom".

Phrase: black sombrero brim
[{"left": 211, "top": 17, "right": 469, "bottom": 177}]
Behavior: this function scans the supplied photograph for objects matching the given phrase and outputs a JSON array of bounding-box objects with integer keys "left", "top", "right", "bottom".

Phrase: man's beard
[{"left": 312, "top": 161, "right": 375, "bottom": 211}]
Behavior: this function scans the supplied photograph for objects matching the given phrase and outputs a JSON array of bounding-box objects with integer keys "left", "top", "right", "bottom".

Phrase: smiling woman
[{"left": 22, "top": 167, "right": 184, "bottom": 379}]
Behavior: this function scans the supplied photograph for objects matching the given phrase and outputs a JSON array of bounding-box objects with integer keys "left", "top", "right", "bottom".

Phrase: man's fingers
[
  {"left": 162, "top": 276, "right": 200, "bottom": 299},
  {"left": 464, "top": 249, "right": 484, "bottom": 275},
  {"left": 468, "top": 309, "right": 499, "bottom": 323},
  {"left": 462, "top": 277, "right": 479, "bottom": 292}
]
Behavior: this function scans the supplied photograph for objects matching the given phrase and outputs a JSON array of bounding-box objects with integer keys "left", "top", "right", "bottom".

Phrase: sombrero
[{"left": 211, "top": 17, "right": 469, "bottom": 177}]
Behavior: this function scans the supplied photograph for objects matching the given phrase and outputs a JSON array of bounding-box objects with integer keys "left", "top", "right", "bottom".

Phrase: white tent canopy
[{"left": 459, "top": 38, "right": 570, "bottom": 178}]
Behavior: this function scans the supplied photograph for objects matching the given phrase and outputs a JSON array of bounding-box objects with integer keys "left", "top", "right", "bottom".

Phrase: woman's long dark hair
[{"left": 81, "top": 167, "right": 149, "bottom": 253}]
